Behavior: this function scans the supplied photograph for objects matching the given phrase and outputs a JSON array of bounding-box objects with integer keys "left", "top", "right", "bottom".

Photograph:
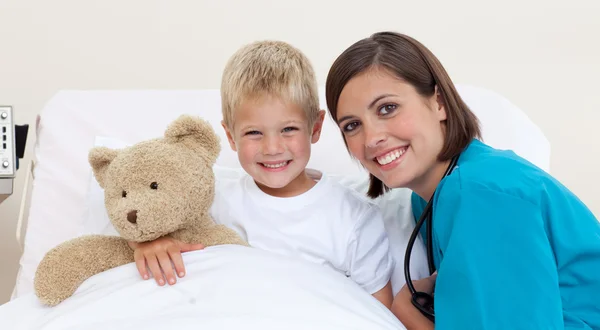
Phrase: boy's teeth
[
  {"left": 262, "top": 161, "right": 289, "bottom": 168},
  {"left": 376, "top": 148, "right": 405, "bottom": 165}
]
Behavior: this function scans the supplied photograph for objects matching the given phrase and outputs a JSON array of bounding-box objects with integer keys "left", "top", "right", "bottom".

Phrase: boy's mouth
[{"left": 259, "top": 160, "right": 291, "bottom": 170}]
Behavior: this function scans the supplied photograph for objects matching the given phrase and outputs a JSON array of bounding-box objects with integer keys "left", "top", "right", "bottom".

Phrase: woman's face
[{"left": 335, "top": 67, "right": 447, "bottom": 195}]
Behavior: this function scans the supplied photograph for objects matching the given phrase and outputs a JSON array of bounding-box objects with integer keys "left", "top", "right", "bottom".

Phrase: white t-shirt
[{"left": 209, "top": 170, "right": 394, "bottom": 295}]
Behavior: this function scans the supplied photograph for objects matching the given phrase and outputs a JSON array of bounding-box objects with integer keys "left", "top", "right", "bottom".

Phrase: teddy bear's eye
[
  {"left": 150, "top": 182, "right": 158, "bottom": 190},
  {"left": 122, "top": 190, "right": 127, "bottom": 198}
]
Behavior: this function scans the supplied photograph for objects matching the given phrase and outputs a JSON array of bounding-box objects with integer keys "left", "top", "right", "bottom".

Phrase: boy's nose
[{"left": 263, "top": 137, "right": 285, "bottom": 155}]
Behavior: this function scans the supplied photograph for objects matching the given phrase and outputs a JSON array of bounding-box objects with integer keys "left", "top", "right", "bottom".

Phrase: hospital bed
[{"left": 0, "top": 85, "right": 550, "bottom": 329}]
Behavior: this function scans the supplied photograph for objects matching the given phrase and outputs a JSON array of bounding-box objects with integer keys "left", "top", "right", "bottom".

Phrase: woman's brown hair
[{"left": 325, "top": 31, "right": 481, "bottom": 198}]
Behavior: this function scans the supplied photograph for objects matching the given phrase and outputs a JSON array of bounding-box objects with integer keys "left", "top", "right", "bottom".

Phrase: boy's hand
[{"left": 130, "top": 237, "right": 205, "bottom": 286}]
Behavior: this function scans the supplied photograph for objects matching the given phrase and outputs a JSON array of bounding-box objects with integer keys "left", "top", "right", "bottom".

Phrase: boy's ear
[
  {"left": 310, "top": 110, "right": 326, "bottom": 144},
  {"left": 221, "top": 121, "right": 237, "bottom": 151}
]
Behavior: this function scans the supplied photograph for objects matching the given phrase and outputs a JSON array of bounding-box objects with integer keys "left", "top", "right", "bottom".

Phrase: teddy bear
[{"left": 33, "top": 114, "right": 248, "bottom": 306}]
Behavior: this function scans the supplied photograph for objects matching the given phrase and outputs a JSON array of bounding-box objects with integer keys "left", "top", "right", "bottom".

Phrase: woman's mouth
[{"left": 374, "top": 146, "right": 408, "bottom": 168}]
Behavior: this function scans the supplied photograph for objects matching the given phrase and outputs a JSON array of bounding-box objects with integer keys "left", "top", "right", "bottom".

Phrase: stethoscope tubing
[{"left": 403, "top": 154, "right": 460, "bottom": 323}]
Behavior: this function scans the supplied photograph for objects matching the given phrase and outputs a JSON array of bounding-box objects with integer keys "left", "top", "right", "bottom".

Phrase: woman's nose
[{"left": 364, "top": 122, "right": 387, "bottom": 148}]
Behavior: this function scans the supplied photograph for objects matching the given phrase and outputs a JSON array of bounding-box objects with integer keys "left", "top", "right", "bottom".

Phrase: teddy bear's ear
[
  {"left": 164, "top": 115, "right": 221, "bottom": 164},
  {"left": 88, "top": 147, "right": 119, "bottom": 188}
]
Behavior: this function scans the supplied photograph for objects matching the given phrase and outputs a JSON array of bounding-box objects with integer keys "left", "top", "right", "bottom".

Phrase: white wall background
[{"left": 0, "top": 0, "right": 598, "bottom": 304}]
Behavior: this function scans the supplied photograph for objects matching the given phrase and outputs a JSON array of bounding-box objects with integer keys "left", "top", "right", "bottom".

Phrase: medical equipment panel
[{"left": 0, "top": 106, "right": 16, "bottom": 178}]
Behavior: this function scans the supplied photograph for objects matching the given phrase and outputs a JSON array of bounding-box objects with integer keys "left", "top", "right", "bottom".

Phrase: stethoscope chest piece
[{"left": 411, "top": 291, "right": 435, "bottom": 322}]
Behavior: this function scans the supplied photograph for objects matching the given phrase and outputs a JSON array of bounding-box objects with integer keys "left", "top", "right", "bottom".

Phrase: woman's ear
[
  {"left": 434, "top": 85, "right": 447, "bottom": 121},
  {"left": 311, "top": 110, "right": 326, "bottom": 144}
]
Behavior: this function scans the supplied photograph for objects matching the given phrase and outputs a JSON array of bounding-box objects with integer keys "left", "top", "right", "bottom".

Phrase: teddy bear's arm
[
  {"left": 205, "top": 224, "right": 250, "bottom": 247},
  {"left": 171, "top": 224, "right": 250, "bottom": 248},
  {"left": 34, "top": 235, "right": 134, "bottom": 306}
]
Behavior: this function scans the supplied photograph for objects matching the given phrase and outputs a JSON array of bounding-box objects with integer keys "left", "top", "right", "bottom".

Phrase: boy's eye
[
  {"left": 282, "top": 126, "right": 298, "bottom": 133},
  {"left": 378, "top": 104, "right": 397, "bottom": 116},
  {"left": 245, "top": 130, "right": 261, "bottom": 136}
]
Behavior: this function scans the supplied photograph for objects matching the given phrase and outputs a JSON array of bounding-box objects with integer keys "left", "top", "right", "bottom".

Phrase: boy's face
[{"left": 222, "top": 94, "right": 325, "bottom": 194}]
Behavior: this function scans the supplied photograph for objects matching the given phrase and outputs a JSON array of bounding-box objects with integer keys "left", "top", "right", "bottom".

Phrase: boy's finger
[
  {"left": 167, "top": 247, "right": 186, "bottom": 278},
  {"left": 146, "top": 256, "right": 165, "bottom": 286},
  {"left": 134, "top": 254, "right": 149, "bottom": 280},
  {"left": 157, "top": 251, "right": 176, "bottom": 285}
]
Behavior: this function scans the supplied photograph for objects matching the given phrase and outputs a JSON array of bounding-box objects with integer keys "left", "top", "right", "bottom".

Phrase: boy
[{"left": 128, "top": 40, "right": 394, "bottom": 308}]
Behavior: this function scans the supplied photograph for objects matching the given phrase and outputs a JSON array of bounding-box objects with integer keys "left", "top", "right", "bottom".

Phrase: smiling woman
[
  {"left": 325, "top": 31, "right": 600, "bottom": 330},
  {"left": 333, "top": 67, "right": 474, "bottom": 201},
  {"left": 325, "top": 35, "right": 479, "bottom": 199}
]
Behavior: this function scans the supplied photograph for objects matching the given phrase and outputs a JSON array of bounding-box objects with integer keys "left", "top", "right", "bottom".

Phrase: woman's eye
[
  {"left": 343, "top": 121, "right": 360, "bottom": 132},
  {"left": 378, "top": 104, "right": 397, "bottom": 115}
]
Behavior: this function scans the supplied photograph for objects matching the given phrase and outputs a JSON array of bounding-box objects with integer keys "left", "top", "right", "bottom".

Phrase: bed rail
[{"left": 15, "top": 159, "right": 34, "bottom": 251}]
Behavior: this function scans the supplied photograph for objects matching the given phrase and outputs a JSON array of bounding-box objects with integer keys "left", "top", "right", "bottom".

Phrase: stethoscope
[{"left": 403, "top": 153, "right": 460, "bottom": 323}]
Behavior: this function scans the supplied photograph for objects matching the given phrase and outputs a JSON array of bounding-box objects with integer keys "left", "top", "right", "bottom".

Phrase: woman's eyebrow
[
  {"left": 337, "top": 93, "right": 398, "bottom": 124},
  {"left": 337, "top": 115, "right": 353, "bottom": 125},
  {"left": 368, "top": 94, "right": 397, "bottom": 109}
]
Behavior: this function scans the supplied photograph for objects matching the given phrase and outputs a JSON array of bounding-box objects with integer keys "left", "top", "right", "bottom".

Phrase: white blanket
[{"left": 1, "top": 245, "right": 405, "bottom": 330}]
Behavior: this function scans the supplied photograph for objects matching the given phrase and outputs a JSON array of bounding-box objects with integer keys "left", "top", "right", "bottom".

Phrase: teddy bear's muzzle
[{"left": 127, "top": 210, "right": 137, "bottom": 224}]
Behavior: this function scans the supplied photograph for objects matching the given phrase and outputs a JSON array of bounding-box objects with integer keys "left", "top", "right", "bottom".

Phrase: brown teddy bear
[{"left": 33, "top": 114, "right": 248, "bottom": 306}]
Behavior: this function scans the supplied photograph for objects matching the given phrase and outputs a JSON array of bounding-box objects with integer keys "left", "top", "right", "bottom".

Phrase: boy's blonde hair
[{"left": 221, "top": 40, "right": 320, "bottom": 131}]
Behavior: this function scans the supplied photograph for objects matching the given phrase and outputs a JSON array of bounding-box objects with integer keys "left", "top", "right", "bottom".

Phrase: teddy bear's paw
[{"left": 34, "top": 235, "right": 134, "bottom": 306}]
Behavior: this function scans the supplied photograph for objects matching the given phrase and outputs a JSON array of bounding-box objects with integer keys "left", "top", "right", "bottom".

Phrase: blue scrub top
[{"left": 411, "top": 139, "right": 600, "bottom": 329}]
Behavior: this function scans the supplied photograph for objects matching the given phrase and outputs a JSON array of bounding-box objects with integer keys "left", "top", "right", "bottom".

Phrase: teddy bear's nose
[{"left": 127, "top": 210, "right": 138, "bottom": 224}]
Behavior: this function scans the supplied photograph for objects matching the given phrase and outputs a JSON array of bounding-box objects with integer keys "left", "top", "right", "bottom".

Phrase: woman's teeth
[
  {"left": 376, "top": 148, "right": 405, "bottom": 165},
  {"left": 262, "top": 161, "right": 289, "bottom": 168}
]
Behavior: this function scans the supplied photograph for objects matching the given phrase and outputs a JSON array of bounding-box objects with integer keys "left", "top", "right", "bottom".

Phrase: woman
[{"left": 325, "top": 31, "right": 600, "bottom": 329}]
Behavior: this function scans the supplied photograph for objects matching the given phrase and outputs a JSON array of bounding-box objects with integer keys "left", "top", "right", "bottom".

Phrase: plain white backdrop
[{"left": 0, "top": 0, "right": 598, "bottom": 305}]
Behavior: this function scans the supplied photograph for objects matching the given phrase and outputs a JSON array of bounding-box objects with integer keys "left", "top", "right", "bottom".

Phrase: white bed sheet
[
  {"left": 2, "top": 245, "right": 405, "bottom": 329},
  {"left": 12, "top": 85, "right": 551, "bottom": 301}
]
